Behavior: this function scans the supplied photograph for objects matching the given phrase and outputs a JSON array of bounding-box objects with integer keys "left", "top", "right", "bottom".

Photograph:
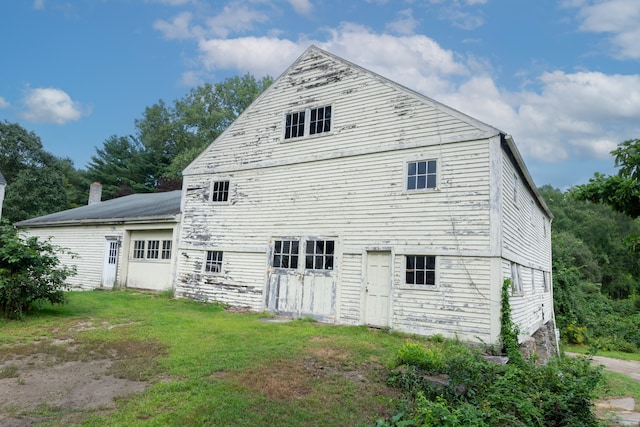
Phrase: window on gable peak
[
  {"left": 407, "top": 160, "right": 437, "bottom": 191},
  {"left": 284, "top": 106, "right": 332, "bottom": 140}
]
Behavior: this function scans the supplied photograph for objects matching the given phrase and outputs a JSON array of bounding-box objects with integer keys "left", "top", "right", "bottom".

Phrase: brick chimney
[{"left": 88, "top": 182, "right": 102, "bottom": 205}]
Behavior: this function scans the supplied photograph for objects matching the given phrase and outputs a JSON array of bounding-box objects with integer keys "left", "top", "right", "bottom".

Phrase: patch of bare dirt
[
  {"left": 0, "top": 354, "right": 148, "bottom": 426},
  {"left": 0, "top": 323, "right": 167, "bottom": 426}
]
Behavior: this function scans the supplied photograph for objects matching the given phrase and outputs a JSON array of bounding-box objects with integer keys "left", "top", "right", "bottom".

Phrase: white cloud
[
  {"left": 386, "top": 9, "right": 419, "bottom": 35},
  {"left": 32, "top": 0, "right": 44, "bottom": 10},
  {"left": 0, "top": 97, "right": 9, "bottom": 109},
  {"left": 287, "top": 0, "right": 313, "bottom": 15},
  {"left": 570, "top": 0, "right": 640, "bottom": 59},
  {"left": 20, "top": 88, "right": 90, "bottom": 125},
  {"left": 206, "top": 3, "right": 269, "bottom": 38},
  {"left": 154, "top": 11, "right": 201, "bottom": 39}
]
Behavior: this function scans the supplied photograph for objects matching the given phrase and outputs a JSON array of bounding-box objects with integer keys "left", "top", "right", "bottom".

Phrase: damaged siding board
[{"left": 339, "top": 253, "right": 362, "bottom": 324}]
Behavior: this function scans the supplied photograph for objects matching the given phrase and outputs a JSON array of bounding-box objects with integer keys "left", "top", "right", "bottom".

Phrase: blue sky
[{"left": 1, "top": 0, "right": 639, "bottom": 190}]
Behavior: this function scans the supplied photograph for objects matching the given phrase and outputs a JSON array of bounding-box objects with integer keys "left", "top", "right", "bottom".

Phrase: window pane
[
  {"left": 426, "top": 271, "right": 435, "bottom": 285},
  {"left": 274, "top": 255, "right": 281, "bottom": 268},
  {"left": 426, "top": 256, "right": 435, "bottom": 269},
  {"left": 428, "top": 160, "right": 437, "bottom": 174},
  {"left": 275, "top": 241, "right": 281, "bottom": 252},
  {"left": 408, "top": 162, "right": 416, "bottom": 175},
  {"left": 406, "top": 256, "right": 414, "bottom": 270},
  {"left": 306, "top": 255, "right": 313, "bottom": 269},
  {"left": 315, "top": 256, "right": 323, "bottom": 268},
  {"left": 316, "top": 240, "right": 324, "bottom": 253},
  {"left": 416, "top": 271, "right": 425, "bottom": 285},
  {"left": 283, "top": 240, "right": 290, "bottom": 252},
  {"left": 326, "top": 240, "right": 334, "bottom": 255},
  {"left": 418, "top": 161, "right": 426, "bottom": 174},
  {"left": 325, "top": 256, "right": 333, "bottom": 270},
  {"left": 407, "top": 176, "right": 416, "bottom": 190},
  {"left": 417, "top": 176, "right": 426, "bottom": 189},
  {"left": 406, "top": 271, "right": 414, "bottom": 285},
  {"left": 292, "top": 240, "right": 299, "bottom": 253},
  {"left": 427, "top": 175, "right": 436, "bottom": 189},
  {"left": 282, "top": 255, "right": 289, "bottom": 268},
  {"left": 291, "top": 255, "right": 298, "bottom": 269},
  {"left": 416, "top": 256, "right": 425, "bottom": 269}
]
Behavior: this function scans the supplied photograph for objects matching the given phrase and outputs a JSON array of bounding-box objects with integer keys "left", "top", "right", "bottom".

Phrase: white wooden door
[
  {"left": 101, "top": 238, "right": 119, "bottom": 288},
  {"left": 365, "top": 251, "right": 392, "bottom": 327}
]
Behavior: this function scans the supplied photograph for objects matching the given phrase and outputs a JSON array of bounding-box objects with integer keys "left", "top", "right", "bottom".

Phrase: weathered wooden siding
[
  {"left": 393, "top": 256, "right": 493, "bottom": 340},
  {"left": 21, "top": 226, "right": 124, "bottom": 290},
  {"left": 500, "top": 145, "right": 554, "bottom": 338},
  {"left": 175, "top": 47, "right": 551, "bottom": 344},
  {"left": 187, "top": 49, "right": 493, "bottom": 176}
]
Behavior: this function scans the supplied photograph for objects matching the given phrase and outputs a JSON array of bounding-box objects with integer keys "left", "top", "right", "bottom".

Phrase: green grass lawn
[
  {"left": 0, "top": 290, "right": 408, "bottom": 426},
  {"left": 563, "top": 344, "right": 640, "bottom": 362}
]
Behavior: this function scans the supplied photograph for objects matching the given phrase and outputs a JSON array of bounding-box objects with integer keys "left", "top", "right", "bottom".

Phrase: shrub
[{"left": 0, "top": 223, "right": 76, "bottom": 319}]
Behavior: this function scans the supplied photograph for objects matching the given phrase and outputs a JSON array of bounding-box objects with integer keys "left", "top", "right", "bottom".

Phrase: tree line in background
[
  {"left": 1, "top": 72, "right": 639, "bottom": 350},
  {"left": 0, "top": 73, "right": 273, "bottom": 223}
]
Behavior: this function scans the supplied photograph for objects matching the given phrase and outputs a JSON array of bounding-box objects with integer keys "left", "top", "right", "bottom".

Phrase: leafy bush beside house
[{"left": 0, "top": 222, "right": 76, "bottom": 319}]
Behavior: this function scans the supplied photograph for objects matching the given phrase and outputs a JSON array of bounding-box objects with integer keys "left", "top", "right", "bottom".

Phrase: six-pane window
[
  {"left": 273, "top": 239, "right": 299, "bottom": 269},
  {"left": 284, "top": 111, "right": 305, "bottom": 139},
  {"left": 407, "top": 160, "right": 437, "bottom": 191},
  {"left": 211, "top": 180, "right": 230, "bottom": 202},
  {"left": 205, "top": 250, "right": 223, "bottom": 273},
  {"left": 309, "top": 106, "right": 331, "bottom": 135},
  {"left": 305, "top": 240, "right": 334, "bottom": 270},
  {"left": 147, "top": 240, "right": 160, "bottom": 259},
  {"left": 133, "top": 240, "right": 145, "bottom": 259},
  {"left": 406, "top": 255, "right": 436, "bottom": 286}
]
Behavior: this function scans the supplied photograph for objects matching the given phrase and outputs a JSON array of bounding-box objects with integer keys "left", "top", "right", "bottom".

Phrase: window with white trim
[
  {"left": 406, "top": 255, "right": 436, "bottom": 286},
  {"left": 272, "top": 239, "right": 299, "bottom": 269},
  {"left": 133, "top": 239, "right": 172, "bottom": 260},
  {"left": 147, "top": 240, "right": 160, "bottom": 259},
  {"left": 210, "top": 180, "right": 229, "bottom": 202},
  {"left": 205, "top": 251, "right": 223, "bottom": 273},
  {"left": 133, "top": 240, "right": 145, "bottom": 259},
  {"left": 407, "top": 160, "right": 437, "bottom": 191},
  {"left": 284, "top": 106, "right": 332, "bottom": 140},
  {"left": 305, "top": 239, "right": 334, "bottom": 270}
]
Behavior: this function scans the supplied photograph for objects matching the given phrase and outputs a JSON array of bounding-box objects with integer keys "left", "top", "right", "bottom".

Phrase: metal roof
[{"left": 16, "top": 190, "right": 181, "bottom": 227}]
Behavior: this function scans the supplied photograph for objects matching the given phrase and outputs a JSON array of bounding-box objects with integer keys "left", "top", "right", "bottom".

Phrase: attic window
[
  {"left": 210, "top": 180, "right": 229, "bottom": 203},
  {"left": 284, "top": 106, "right": 332, "bottom": 140}
]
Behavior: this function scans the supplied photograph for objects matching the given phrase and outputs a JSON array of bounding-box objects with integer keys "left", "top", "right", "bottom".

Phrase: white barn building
[{"left": 174, "top": 46, "right": 555, "bottom": 346}]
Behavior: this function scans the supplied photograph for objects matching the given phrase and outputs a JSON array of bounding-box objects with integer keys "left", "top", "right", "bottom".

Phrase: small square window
[
  {"left": 272, "top": 239, "right": 299, "bottom": 269},
  {"left": 406, "top": 255, "right": 436, "bottom": 286},
  {"left": 305, "top": 240, "right": 334, "bottom": 270},
  {"left": 133, "top": 240, "right": 145, "bottom": 259},
  {"left": 211, "top": 181, "right": 229, "bottom": 202},
  {"left": 407, "top": 160, "right": 437, "bottom": 191},
  {"left": 205, "top": 251, "right": 223, "bottom": 273}
]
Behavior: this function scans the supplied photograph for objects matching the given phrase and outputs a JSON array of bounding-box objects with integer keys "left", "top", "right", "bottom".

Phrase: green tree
[
  {"left": 0, "top": 222, "right": 76, "bottom": 319},
  {"left": 572, "top": 138, "right": 640, "bottom": 218},
  {"left": 59, "top": 157, "right": 90, "bottom": 208},
  {"left": 0, "top": 121, "right": 68, "bottom": 221},
  {"left": 86, "top": 135, "right": 156, "bottom": 200},
  {"left": 136, "top": 73, "right": 273, "bottom": 177}
]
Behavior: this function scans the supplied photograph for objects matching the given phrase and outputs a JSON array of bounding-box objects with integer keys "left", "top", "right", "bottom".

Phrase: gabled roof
[
  {"left": 15, "top": 190, "right": 181, "bottom": 228},
  {"left": 184, "top": 45, "right": 551, "bottom": 218},
  {"left": 0, "top": 171, "right": 6, "bottom": 185}
]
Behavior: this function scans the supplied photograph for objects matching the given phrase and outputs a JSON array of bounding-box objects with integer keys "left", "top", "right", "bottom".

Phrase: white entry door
[
  {"left": 365, "top": 251, "right": 392, "bottom": 327},
  {"left": 101, "top": 238, "right": 119, "bottom": 288}
]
